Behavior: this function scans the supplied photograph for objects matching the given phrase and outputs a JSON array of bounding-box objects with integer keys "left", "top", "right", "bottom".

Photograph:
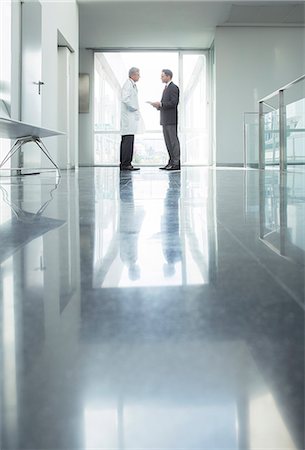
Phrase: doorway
[
  {"left": 58, "top": 45, "right": 73, "bottom": 169},
  {"left": 21, "top": 0, "right": 42, "bottom": 169},
  {"left": 94, "top": 51, "right": 210, "bottom": 166}
]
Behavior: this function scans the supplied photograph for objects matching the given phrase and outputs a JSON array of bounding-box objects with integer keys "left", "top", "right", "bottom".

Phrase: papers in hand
[{"left": 146, "top": 101, "right": 160, "bottom": 108}]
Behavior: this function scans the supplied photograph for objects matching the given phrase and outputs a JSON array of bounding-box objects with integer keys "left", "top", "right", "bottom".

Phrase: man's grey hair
[{"left": 129, "top": 67, "right": 140, "bottom": 77}]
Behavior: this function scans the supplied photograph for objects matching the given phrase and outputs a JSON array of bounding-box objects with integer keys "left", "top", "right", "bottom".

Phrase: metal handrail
[
  {"left": 259, "top": 74, "right": 305, "bottom": 102},
  {"left": 259, "top": 74, "right": 305, "bottom": 171},
  {"left": 261, "top": 102, "right": 277, "bottom": 111}
]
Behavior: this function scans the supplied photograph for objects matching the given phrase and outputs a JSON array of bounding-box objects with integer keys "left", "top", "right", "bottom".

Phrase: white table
[{"left": 0, "top": 115, "right": 64, "bottom": 176}]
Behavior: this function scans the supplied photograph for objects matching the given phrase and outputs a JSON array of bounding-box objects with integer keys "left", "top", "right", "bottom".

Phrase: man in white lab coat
[{"left": 120, "top": 67, "right": 141, "bottom": 171}]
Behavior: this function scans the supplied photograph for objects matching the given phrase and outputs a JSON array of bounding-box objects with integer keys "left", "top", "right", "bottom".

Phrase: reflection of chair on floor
[
  {"left": 0, "top": 100, "right": 64, "bottom": 176},
  {"left": 0, "top": 178, "right": 60, "bottom": 223},
  {"left": 0, "top": 180, "right": 65, "bottom": 265}
]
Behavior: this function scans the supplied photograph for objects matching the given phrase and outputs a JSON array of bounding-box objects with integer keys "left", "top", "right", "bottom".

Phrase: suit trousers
[
  {"left": 120, "top": 135, "right": 134, "bottom": 167},
  {"left": 162, "top": 125, "right": 180, "bottom": 166}
]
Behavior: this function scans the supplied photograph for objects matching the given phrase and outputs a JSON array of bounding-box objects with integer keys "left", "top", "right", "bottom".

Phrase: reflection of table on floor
[{"left": 0, "top": 116, "right": 64, "bottom": 176}]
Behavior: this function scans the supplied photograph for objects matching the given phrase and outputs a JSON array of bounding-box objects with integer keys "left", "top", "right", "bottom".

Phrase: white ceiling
[{"left": 78, "top": 1, "right": 305, "bottom": 49}]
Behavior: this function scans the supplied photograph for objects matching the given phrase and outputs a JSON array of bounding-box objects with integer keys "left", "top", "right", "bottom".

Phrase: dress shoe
[
  {"left": 120, "top": 165, "right": 140, "bottom": 171},
  {"left": 159, "top": 164, "right": 170, "bottom": 170},
  {"left": 165, "top": 164, "right": 180, "bottom": 171}
]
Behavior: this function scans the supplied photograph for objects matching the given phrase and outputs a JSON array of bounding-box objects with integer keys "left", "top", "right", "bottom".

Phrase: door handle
[{"left": 33, "top": 81, "right": 45, "bottom": 95}]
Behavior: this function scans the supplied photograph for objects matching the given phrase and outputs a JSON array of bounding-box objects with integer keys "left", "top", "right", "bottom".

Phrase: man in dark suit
[{"left": 150, "top": 69, "right": 181, "bottom": 171}]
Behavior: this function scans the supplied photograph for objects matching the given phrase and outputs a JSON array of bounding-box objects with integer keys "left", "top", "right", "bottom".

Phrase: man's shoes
[
  {"left": 159, "top": 164, "right": 170, "bottom": 170},
  {"left": 165, "top": 164, "right": 180, "bottom": 171},
  {"left": 120, "top": 165, "right": 140, "bottom": 171}
]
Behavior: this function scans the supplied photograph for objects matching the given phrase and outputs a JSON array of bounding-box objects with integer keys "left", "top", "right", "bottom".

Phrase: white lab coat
[{"left": 120, "top": 78, "right": 144, "bottom": 135}]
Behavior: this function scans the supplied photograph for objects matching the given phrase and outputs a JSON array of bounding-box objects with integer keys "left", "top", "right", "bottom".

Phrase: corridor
[{"left": 0, "top": 166, "right": 304, "bottom": 449}]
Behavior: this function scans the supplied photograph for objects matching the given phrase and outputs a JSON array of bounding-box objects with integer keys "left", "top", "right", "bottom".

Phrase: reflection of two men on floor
[
  {"left": 119, "top": 171, "right": 182, "bottom": 282},
  {"left": 161, "top": 171, "right": 182, "bottom": 277},
  {"left": 119, "top": 173, "right": 144, "bottom": 280}
]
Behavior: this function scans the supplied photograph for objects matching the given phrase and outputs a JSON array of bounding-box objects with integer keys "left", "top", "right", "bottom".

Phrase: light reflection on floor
[{"left": 93, "top": 168, "right": 214, "bottom": 288}]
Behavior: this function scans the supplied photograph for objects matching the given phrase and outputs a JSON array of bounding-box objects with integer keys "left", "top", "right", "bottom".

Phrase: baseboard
[{"left": 216, "top": 163, "right": 244, "bottom": 168}]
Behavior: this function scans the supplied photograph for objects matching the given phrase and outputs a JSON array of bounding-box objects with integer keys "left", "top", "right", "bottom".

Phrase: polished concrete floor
[{"left": 0, "top": 166, "right": 304, "bottom": 449}]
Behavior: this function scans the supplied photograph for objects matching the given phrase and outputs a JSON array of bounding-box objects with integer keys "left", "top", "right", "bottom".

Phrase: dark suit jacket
[{"left": 160, "top": 81, "right": 179, "bottom": 126}]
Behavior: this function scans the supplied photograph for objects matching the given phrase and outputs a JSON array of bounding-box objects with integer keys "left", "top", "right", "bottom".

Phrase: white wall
[
  {"left": 79, "top": 49, "right": 94, "bottom": 166},
  {"left": 0, "top": 1, "right": 11, "bottom": 112},
  {"left": 215, "top": 27, "right": 305, "bottom": 165},
  {"left": 11, "top": 1, "right": 21, "bottom": 120},
  {"left": 41, "top": 0, "right": 79, "bottom": 169},
  {"left": 0, "top": 0, "right": 12, "bottom": 165},
  {"left": 0, "top": 0, "right": 21, "bottom": 166}
]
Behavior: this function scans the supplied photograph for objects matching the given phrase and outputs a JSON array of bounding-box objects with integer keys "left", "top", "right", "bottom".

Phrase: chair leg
[
  {"left": 0, "top": 139, "right": 23, "bottom": 168},
  {"left": 34, "top": 138, "right": 61, "bottom": 176}
]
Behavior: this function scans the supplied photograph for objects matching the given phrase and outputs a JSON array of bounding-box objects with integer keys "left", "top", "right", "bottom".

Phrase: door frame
[{"left": 93, "top": 48, "right": 212, "bottom": 166}]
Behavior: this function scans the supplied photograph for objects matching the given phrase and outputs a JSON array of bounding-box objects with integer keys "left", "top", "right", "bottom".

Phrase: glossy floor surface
[{"left": 0, "top": 167, "right": 304, "bottom": 450}]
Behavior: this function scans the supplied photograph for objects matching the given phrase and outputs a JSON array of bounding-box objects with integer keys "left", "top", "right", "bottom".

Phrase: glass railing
[
  {"left": 286, "top": 97, "right": 305, "bottom": 165},
  {"left": 264, "top": 109, "right": 280, "bottom": 165},
  {"left": 258, "top": 74, "right": 305, "bottom": 171},
  {"left": 244, "top": 109, "right": 281, "bottom": 167},
  {"left": 244, "top": 109, "right": 305, "bottom": 168}
]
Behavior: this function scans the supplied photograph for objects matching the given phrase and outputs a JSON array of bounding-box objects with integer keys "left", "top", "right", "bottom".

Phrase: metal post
[
  {"left": 259, "top": 101, "right": 265, "bottom": 169},
  {"left": 243, "top": 113, "right": 247, "bottom": 168},
  {"left": 279, "top": 171, "right": 287, "bottom": 256},
  {"left": 259, "top": 170, "right": 265, "bottom": 239},
  {"left": 279, "top": 89, "right": 287, "bottom": 172}
]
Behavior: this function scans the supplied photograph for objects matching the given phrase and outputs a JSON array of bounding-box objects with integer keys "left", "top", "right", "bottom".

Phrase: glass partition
[
  {"left": 244, "top": 112, "right": 259, "bottom": 167},
  {"left": 244, "top": 110, "right": 280, "bottom": 167}
]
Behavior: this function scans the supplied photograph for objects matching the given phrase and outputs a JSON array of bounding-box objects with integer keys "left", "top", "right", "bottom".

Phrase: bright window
[{"left": 94, "top": 51, "right": 210, "bottom": 165}]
